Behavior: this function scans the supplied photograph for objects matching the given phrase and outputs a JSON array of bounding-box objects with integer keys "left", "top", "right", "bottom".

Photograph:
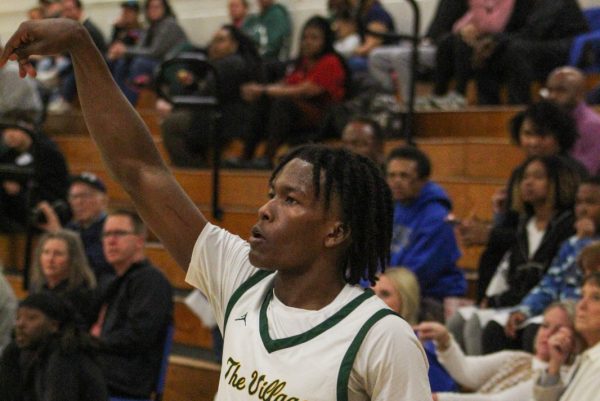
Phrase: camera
[{"left": 30, "top": 200, "right": 70, "bottom": 225}]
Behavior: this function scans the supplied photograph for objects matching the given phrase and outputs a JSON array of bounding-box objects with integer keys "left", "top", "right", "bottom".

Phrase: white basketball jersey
[{"left": 217, "top": 270, "right": 399, "bottom": 401}]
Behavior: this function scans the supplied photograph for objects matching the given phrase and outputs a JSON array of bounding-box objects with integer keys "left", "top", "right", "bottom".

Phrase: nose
[{"left": 258, "top": 199, "right": 273, "bottom": 222}]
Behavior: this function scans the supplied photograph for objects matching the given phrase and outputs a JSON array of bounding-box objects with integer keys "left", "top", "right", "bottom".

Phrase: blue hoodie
[{"left": 390, "top": 181, "right": 466, "bottom": 299}]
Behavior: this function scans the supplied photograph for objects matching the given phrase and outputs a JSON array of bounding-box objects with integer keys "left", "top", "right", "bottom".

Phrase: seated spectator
[
  {"left": 242, "top": 0, "right": 290, "bottom": 62},
  {"left": 427, "top": 0, "right": 516, "bottom": 109},
  {"left": 348, "top": 0, "right": 396, "bottom": 73},
  {"left": 458, "top": 101, "right": 587, "bottom": 248},
  {"left": 341, "top": 116, "right": 384, "bottom": 167},
  {"left": 29, "top": 230, "right": 97, "bottom": 327},
  {"left": 475, "top": 0, "right": 588, "bottom": 105},
  {"left": 369, "top": 0, "right": 468, "bottom": 103},
  {"left": 386, "top": 146, "right": 466, "bottom": 309},
  {"left": 417, "top": 301, "right": 576, "bottom": 401},
  {"left": 39, "top": 0, "right": 63, "bottom": 18},
  {"left": 534, "top": 272, "right": 600, "bottom": 401},
  {"left": 160, "top": 25, "right": 261, "bottom": 168},
  {"left": 109, "top": 1, "right": 142, "bottom": 48},
  {"left": 0, "top": 293, "right": 108, "bottom": 401},
  {"left": 333, "top": 10, "right": 361, "bottom": 59},
  {"left": 0, "top": 268, "right": 17, "bottom": 353},
  {"left": 373, "top": 268, "right": 458, "bottom": 392},
  {"left": 35, "top": 172, "right": 114, "bottom": 284},
  {"left": 0, "top": 60, "right": 43, "bottom": 121},
  {"left": 482, "top": 178, "right": 600, "bottom": 354},
  {"left": 91, "top": 210, "right": 172, "bottom": 399},
  {"left": 327, "top": 0, "right": 352, "bottom": 20},
  {"left": 46, "top": 0, "right": 107, "bottom": 112},
  {"left": 109, "top": 0, "right": 188, "bottom": 105},
  {"left": 0, "top": 112, "right": 69, "bottom": 233},
  {"left": 543, "top": 66, "right": 600, "bottom": 175},
  {"left": 240, "top": 16, "right": 349, "bottom": 168},
  {"left": 449, "top": 155, "right": 579, "bottom": 355},
  {"left": 229, "top": 0, "right": 248, "bottom": 29}
]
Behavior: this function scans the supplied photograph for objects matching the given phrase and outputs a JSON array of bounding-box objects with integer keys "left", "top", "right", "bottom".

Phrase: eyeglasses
[
  {"left": 68, "top": 192, "right": 97, "bottom": 201},
  {"left": 101, "top": 230, "right": 136, "bottom": 239}
]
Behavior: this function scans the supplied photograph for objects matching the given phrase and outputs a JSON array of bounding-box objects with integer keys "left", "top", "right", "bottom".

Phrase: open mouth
[{"left": 250, "top": 226, "right": 265, "bottom": 242}]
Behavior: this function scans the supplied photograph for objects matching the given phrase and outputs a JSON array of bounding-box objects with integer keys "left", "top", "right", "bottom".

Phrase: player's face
[{"left": 249, "top": 158, "right": 340, "bottom": 272}]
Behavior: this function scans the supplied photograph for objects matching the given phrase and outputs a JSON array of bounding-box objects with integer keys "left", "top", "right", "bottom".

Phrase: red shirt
[{"left": 284, "top": 53, "right": 346, "bottom": 103}]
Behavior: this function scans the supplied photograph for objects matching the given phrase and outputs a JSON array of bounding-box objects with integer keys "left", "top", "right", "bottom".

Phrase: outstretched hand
[{"left": 0, "top": 18, "right": 85, "bottom": 78}]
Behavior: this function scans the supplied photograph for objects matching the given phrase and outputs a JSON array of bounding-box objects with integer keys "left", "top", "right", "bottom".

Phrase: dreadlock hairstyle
[{"left": 271, "top": 144, "right": 393, "bottom": 285}]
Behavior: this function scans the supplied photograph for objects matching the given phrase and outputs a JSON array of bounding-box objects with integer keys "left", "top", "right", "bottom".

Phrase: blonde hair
[
  {"left": 30, "top": 229, "right": 96, "bottom": 292},
  {"left": 382, "top": 267, "right": 420, "bottom": 325}
]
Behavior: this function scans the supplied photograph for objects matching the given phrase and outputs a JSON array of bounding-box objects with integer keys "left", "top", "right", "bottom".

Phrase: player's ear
[{"left": 324, "top": 221, "right": 351, "bottom": 248}]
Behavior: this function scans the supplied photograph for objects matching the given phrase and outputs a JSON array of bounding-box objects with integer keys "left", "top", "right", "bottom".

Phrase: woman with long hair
[
  {"left": 29, "top": 229, "right": 97, "bottom": 327},
  {"left": 240, "top": 15, "right": 349, "bottom": 168}
]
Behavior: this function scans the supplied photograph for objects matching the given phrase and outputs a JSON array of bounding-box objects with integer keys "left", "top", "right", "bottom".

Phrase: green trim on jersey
[
  {"left": 336, "top": 309, "right": 400, "bottom": 401},
  {"left": 259, "top": 288, "right": 376, "bottom": 353},
  {"left": 223, "top": 269, "right": 275, "bottom": 337}
]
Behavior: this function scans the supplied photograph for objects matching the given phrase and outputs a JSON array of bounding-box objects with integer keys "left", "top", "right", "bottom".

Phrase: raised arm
[{"left": 0, "top": 19, "right": 206, "bottom": 270}]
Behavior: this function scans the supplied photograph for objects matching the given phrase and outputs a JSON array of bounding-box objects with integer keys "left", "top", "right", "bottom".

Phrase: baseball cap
[
  {"left": 71, "top": 172, "right": 107, "bottom": 193},
  {"left": 120, "top": 0, "right": 140, "bottom": 11}
]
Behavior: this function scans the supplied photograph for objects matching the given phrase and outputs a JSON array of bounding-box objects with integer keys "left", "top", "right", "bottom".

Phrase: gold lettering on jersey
[{"left": 224, "top": 357, "right": 304, "bottom": 401}]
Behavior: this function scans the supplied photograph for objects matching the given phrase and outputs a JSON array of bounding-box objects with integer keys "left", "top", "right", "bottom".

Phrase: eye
[
  {"left": 285, "top": 196, "right": 298, "bottom": 205},
  {"left": 267, "top": 192, "right": 275, "bottom": 200}
]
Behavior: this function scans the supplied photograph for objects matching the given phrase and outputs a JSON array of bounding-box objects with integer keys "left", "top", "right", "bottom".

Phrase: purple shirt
[{"left": 571, "top": 102, "right": 600, "bottom": 175}]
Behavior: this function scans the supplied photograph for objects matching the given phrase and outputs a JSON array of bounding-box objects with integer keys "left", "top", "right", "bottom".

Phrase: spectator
[
  {"left": 449, "top": 155, "right": 579, "bottom": 355},
  {"left": 39, "top": 0, "right": 63, "bottom": 18},
  {"left": 341, "top": 115, "right": 384, "bottom": 167},
  {"left": 0, "top": 61, "right": 43, "bottom": 121},
  {"left": 0, "top": 112, "right": 69, "bottom": 233},
  {"left": 0, "top": 293, "right": 108, "bottom": 401},
  {"left": 348, "top": 0, "right": 396, "bottom": 72},
  {"left": 386, "top": 146, "right": 466, "bottom": 308},
  {"left": 428, "top": 0, "right": 516, "bottom": 109},
  {"left": 229, "top": 0, "right": 248, "bottom": 29},
  {"left": 28, "top": 230, "right": 97, "bottom": 327},
  {"left": 46, "top": 0, "right": 108, "bottom": 112},
  {"left": 241, "top": 16, "right": 348, "bottom": 168},
  {"left": 110, "top": 1, "right": 142, "bottom": 48},
  {"left": 534, "top": 272, "right": 600, "bottom": 401},
  {"left": 369, "top": 0, "right": 468, "bottom": 103},
  {"left": 109, "top": 0, "right": 188, "bottom": 105},
  {"left": 417, "top": 301, "right": 577, "bottom": 401},
  {"left": 160, "top": 25, "right": 260, "bottom": 168},
  {"left": 458, "top": 101, "right": 586, "bottom": 249},
  {"left": 0, "top": 268, "right": 17, "bottom": 353},
  {"left": 543, "top": 66, "right": 600, "bottom": 175},
  {"left": 91, "top": 210, "right": 172, "bottom": 399},
  {"left": 333, "top": 10, "right": 361, "bottom": 59},
  {"left": 482, "top": 177, "right": 600, "bottom": 353},
  {"left": 242, "top": 0, "right": 291, "bottom": 61},
  {"left": 28, "top": 6, "right": 44, "bottom": 21},
  {"left": 475, "top": 0, "right": 588, "bottom": 105},
  {"left": 373, "top": 268, "right": 458, "bottom": 393},
  {"left": 35, "top": 172, "right": 113, "bottom": 284},
  {"left": 327, "top": 0, "right": 353, "bottom": 20}
]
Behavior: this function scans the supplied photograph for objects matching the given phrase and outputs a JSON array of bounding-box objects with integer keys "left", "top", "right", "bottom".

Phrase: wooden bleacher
[{"left": 0, "top": 104, "right": 530, "bottom": 401}]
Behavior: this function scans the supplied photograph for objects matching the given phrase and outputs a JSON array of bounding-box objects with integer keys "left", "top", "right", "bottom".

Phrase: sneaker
[
  {"left": 47, "top": 97, "right": 72, "bottom": 113},
  {"left": 430, "top": 91, "right": 466, "bottom": 110}
]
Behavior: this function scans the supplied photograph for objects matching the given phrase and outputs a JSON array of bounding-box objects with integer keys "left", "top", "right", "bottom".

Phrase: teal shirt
[{"left": 242, "top": 3, "right": 291, "bottom": 61}]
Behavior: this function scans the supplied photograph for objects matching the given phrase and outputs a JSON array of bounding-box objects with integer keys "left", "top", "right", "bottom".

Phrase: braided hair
[{"left": 271, "top": 144, "right": 393, "bottom": 285}]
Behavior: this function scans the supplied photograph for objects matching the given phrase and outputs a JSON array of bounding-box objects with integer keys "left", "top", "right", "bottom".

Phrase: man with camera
[
  {"left": 0, "top": 111, "right": 69, "bottom": 233},
  {"left": 36, "top": 172, "right": 114, "bottom": 284}
]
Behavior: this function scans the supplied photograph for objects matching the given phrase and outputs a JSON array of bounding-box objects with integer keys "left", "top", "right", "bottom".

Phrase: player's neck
[{"left": 273, "top": 270, "right": 346, "bottom": 310}]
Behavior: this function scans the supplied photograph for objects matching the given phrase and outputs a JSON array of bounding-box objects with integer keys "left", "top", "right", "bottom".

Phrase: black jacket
[
  {"left": 95, "top": 259, "right": 173, "bottom": 398},
  {"left": 478, "top": 209, "right": 575, "bottom": 305},
  {"left": 0, "top": 335, "right": 107, "bottom": 401}
]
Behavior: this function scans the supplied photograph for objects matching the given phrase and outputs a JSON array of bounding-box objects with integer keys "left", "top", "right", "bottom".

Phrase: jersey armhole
[{"left": 336, "top": 309, "right": 401, "bottom": 401}]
